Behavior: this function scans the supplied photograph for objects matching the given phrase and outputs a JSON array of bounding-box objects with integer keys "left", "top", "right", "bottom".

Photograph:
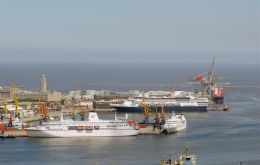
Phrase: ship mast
[{"left": 208, "top": 56, "right": 215, "bottom": 96}]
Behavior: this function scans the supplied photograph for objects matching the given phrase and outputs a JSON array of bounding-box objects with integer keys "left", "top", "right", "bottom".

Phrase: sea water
[{"left": 0, "top": 62, "right": 259, "bottom": 165}]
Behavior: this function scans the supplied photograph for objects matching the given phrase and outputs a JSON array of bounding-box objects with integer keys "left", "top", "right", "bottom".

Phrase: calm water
[
  {"left": 0, "top": 63, "right": 259, "bottom": 92},
  {"left": 0, "top": 63, "right": 260, "bottom": 165}
]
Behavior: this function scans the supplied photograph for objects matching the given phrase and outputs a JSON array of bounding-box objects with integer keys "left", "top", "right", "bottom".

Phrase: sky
[{"left": 0, "top": 0, "right": 259, "bottom": 64}]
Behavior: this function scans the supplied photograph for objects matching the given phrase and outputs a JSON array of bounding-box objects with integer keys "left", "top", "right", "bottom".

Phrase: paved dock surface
[
  {"left": 139, "top": 126, "right": 162, "bottom": 135},
  {"left": 6, "top": 130, "right": 28, "bottom": 137}
]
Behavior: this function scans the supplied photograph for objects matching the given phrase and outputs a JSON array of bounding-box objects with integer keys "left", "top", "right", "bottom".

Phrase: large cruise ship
[
  {"left": 26, "top": 112, "right": 139, "bottom": 137},
  {"left": 111, "top": 91, "right": 208, "bottom": 113}
]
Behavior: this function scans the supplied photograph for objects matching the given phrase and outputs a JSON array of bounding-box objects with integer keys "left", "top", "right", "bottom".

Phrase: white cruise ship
[
  {"left": 26, "top": 112, "right": 139, "bottom": 137},
  {"left": 162, "top": 112, "right": 187, "bottom": 133}
]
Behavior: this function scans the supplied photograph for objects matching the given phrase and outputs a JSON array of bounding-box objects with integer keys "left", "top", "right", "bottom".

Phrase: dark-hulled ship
[{"left": 111, "top": 91, "right": 208, "bottom": 113}]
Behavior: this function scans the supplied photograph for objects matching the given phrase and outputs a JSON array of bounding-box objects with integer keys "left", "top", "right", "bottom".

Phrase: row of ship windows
[{"left": 67, "top": 127, "right": 126, "bottom": 130}]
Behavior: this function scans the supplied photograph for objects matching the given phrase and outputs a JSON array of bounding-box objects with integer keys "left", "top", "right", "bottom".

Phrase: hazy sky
[{"left": 0, "top": 0, "right": 259, "bottom": 63}]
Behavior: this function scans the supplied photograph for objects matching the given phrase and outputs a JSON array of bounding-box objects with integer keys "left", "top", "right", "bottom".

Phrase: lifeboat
[
  {"left": 94, "top": 125, "right": 100, "bottom": 130},
  {"left": 85, "top": 126, "right": 93, "bottom": 130},
  {"left": 76, "top": 126, "right": 85, "bottom": 130}
]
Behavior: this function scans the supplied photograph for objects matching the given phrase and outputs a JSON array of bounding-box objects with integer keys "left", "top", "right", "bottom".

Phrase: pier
[{"left": 139, "top": 125, "right": 163, "bottom": 135}]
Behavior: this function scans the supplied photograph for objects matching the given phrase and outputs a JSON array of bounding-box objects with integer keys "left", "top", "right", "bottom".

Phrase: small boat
[
  {"left": 162, "top": 112, "right": 186, "bottom": 133},
  {"left": 160, "top": 146, "right": 196, "bottom": 165}
]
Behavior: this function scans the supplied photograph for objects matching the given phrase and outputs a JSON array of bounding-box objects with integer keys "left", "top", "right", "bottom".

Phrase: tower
[{"left": 40, "top": 74, "right": 47, "bottom": 93}]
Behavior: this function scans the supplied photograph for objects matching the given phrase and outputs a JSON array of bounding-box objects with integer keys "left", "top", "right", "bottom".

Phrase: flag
[{"left": 196, "top": 74, "right": 203, "bottom": 81}]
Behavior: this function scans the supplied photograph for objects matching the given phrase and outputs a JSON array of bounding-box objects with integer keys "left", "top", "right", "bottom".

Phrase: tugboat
[{"left": 160, "top": 146, "right": 196, "bottom": 165}]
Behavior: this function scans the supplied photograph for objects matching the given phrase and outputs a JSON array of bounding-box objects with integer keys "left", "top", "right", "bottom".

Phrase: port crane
[
  {"left": 189, "top": 57, "right": 230, "bottom": 103},
  {"left": 189, "top": 57, "right": 230, "bottom": 93},
  {"left": 10, "top": 79, "right": 20, "bottom": 118},
  {"left": 141, "top": 97, "right": 166, "bottom": 128},
  {"left": 38, "top": 97, "right": 49, "bottom": 122},
  {"left": 171, "top": 77, "right": 179, "bottom": 94},
  {"left": 141, "top": 97, "right": 151, "bottom": 124}
]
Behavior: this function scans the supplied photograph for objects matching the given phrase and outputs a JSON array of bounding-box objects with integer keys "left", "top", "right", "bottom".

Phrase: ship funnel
[{"left": 88, "top": 112, "right": 99, "bottom": 121}]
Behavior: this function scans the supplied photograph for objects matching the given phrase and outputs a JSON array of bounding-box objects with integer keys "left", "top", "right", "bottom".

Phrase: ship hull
[
  {"left": 113, "top": 106, "right": 207, "bottom": 113},
  {"left": 163, "top": 124, "right": 186, "bottom": 133},
  {"left": 27, "top": 129, "right": 139, "bottom": 138},
  {"left": 212, "top": 96, "right": 224, "bottom": 104}
]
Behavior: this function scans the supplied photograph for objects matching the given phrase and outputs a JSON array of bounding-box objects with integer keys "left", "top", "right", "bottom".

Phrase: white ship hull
[
  {"left": 163, "top": 123, "right": 186, "bottom": 133},
  {"left": 26, "top": 112, "right": 139, "bottom": 137},
  {"left": 27, "top": 129, "right": 139, "bottom": 137},
  {"left": 162, "top": 113, "right": 187, "bottom": 134}
]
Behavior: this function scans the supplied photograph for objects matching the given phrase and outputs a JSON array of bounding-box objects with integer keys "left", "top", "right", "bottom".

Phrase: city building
[
  {"left": 17, "top": 90, "right": 47, "bottom": 101},
  {"left": 0, "top": 87, "right": 12, "bottom": 101},
  {"left": 47, "top": 91, "right": 63, "bottom": 102}
]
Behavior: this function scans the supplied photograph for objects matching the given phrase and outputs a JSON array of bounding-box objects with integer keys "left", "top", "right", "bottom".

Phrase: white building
[
  {"left": 40, "top": 74, "right": 47, "bottom": 93},
  {"left": 68, "top": 90, "right": 81, "bottom": 99}
]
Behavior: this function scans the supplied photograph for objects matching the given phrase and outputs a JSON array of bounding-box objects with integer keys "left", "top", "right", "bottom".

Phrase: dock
[
  {"left": 0, "top": 125, "right": 28, "bottom": 137},
  {"left": 6, "top": 130, "right": 28, "bottom": 137},
  {"left": 139, "top": 125, "right": 163, "bottom": 135}
]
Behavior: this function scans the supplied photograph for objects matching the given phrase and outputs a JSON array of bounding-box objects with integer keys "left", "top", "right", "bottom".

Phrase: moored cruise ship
[
  {"left": 111, "top": 91, "right": 208, "bottom": 113},
  {"left": 26, "top": 112, "right": 139, "bottom": 137},
  {"left": 162, "top": 112, "right": 187, "bottom": 133}
]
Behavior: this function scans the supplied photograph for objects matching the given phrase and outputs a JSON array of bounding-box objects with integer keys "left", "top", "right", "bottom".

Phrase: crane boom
[{"left": 141, "top": 97, "right": 150, "bottom": 119}]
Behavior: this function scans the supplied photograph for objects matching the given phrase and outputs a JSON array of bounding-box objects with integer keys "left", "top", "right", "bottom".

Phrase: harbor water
[{"left": 0, "top": 63, "right": 260, "bottom": 164}]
